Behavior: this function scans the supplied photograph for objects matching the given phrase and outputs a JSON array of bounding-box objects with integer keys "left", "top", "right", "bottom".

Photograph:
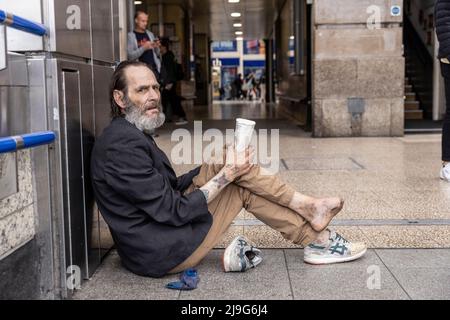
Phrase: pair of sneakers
[
  {"left": 223, "top": 232, "right": 367, "bottom": 271},
  {"left": 440, "top": 163, "right": 450, "bottom": 182}
]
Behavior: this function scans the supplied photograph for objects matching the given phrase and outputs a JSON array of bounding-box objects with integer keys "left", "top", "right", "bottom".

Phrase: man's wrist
[
  {"left": 219, "top": 167, "right": 234, "bottom": 182},
  {"left": 200, "top": 189, "right": 210, "bottom": 202},
  {"left": 214, "top": 170, "right": 232, "bottom": 187}
]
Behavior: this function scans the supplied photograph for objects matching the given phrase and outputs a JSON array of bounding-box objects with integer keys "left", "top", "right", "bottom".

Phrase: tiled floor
[
  {"left": 182, "top": 101, "right": 283, "bottom": 121},
  {"left": 72, "top": 249, "right": 450, "bottom": 300}
]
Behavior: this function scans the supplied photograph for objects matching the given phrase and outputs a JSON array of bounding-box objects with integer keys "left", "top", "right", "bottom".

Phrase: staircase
[
  {"left": 403, "top": 16, "right": 434, "bottom": 121},
  {"left": 404, "top": 75, "right": 423, "bottom": 120}
]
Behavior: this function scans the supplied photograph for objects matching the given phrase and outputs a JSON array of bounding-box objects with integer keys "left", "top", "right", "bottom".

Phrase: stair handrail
[
  {"left": 0, "top": 131, "right": 56, "bottom": 154},
  {"left": 0, "top": 9, "right": 47, "bottom": 36}
]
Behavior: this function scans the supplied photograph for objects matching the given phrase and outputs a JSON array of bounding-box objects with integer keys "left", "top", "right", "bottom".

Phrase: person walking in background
[
  {"left": 244, "top": 72, "right": 256, "bottom": 101},
  {"left": 436, "top": 0, "right": 450, "bottom": 182},
  {"left": 241, "top": 74, "right": 249, "bottom": 100},
  {"left": 159, "top": 38, "right": 188, "bottom": 125},
  {"left": 219, "top": 86, "right": 225, "bottom": 101},
  {"left": 233, "top": 74, "right": 243, "bottom": 100},
  {"left": 260, "top": 75, "right": 266, "bottom": 103},
  {"left": 255, "top": 77, "right": 261, "bottom": 101}
]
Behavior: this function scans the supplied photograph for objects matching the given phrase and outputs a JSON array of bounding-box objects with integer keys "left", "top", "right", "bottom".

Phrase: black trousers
[
  {"left": 442, "top": 62, "right": 450, "bottom": 161},
  {"left": 162, "top": 84, "right": 186, "bottom": 120}
]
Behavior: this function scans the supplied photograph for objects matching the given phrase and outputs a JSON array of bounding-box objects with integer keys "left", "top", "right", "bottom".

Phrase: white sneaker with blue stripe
[
  {"left": 223, "top": 236, "right": 263, "bottom": 272},
  {"left": 303, "top": 231, "right": 367, "bottom": 265}
]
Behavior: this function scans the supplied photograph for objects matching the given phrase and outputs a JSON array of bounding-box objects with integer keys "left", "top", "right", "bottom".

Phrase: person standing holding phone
[{"left": 127, "top": 11, "right": 162, "bottom": 81}]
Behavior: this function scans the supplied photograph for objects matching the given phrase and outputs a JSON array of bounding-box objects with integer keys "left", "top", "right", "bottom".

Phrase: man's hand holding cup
[{"left": 222, "top": 144, "right": 255, "bottom": 182}]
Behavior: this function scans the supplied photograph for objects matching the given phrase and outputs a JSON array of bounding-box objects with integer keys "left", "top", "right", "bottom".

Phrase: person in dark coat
[
  {"left": 436, "top": 0, "right": 450, "bottom": 181},
  {"left": 159, "top": 38, "right": 187, "bottom": 125},
  {"left": 233, "top": 74, "right": 243, "bottom": 100},
  {"left": 90, "top": 60, "right": 365, "bottom": 278}
]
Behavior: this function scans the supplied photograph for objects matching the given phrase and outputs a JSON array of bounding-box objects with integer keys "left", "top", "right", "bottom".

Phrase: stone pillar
[
  {"left": 312, "top": 0, "right": 404, "bottom": 137},
  {"left": 0, "top": 150, "right": 35, "bottom": 260}
]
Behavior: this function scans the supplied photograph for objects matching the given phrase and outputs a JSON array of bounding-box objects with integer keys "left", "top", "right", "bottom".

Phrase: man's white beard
[{"left": 123, "top": 97, "right": 165, "bottom": 135}]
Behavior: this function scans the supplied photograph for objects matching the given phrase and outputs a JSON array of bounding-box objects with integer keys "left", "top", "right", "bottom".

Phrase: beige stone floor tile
[
  {"left": 419, "top": 226, "right": 450, "bottom": 248},
  {"left": 373, "top": 190, "right": 450, "bottom": 219},
  {"left": 235, "top": 208, "right": 248, "bottom": 220},
  {"left": 237, "top": 209, "right": 255, "bottom": 219},
  {"left": 399, "top": 177, "right": 450, "bottom": 192},
  {"left": 243, "top": 226, "right": 302, "bottom": 248},
  {"left": 359, "top": 226, "right": 441, "bottom": 248}
]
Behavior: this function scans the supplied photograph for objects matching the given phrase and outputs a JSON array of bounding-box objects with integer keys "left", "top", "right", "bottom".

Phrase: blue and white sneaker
[
  {"left": 303, "top": 231, "right": 367, "bottom": 265},
  {"left": 223, "top": 236, "right": 263, "bottom": 272}
]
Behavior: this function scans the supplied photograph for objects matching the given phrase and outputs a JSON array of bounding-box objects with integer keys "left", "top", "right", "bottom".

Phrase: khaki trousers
[{"left": 169, "top": 161, "right": 319, "bottom": 274}]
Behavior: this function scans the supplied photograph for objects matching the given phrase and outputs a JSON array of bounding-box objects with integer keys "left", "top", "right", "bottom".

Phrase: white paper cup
[{"left": 235, "top": 118, "right": 256, "bottom": 152}]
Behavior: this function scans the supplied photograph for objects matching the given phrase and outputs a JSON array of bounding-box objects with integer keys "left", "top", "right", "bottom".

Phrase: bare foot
[{"left": 302, "top": 197, "right": 344, "bottom": 232}]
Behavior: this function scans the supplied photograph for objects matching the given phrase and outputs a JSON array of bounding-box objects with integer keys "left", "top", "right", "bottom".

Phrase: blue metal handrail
[
  {"left": 0, "top": 10, "right": 47, "bottom": 36},
  {"left": 0, "top": 131, "right": 55, "bottom": 154}
]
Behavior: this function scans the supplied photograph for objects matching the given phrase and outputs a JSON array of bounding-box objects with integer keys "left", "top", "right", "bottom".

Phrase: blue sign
[
  {"left": 243, "top": 60, "right": 265, "bottom": 68},
  {"left": 212, "top": 41, "right": 237, "bottom": 52},
  {"left": 391, "top": 5, "right": 401, "bottom": 17},
  {"left": 211, "top": 58, "right": 240, "bottom": 67}
]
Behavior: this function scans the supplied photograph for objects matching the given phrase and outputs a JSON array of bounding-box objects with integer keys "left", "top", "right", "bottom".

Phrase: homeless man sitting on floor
[{"left": 90, "top": 61, "right": 367, "bottom": 278}]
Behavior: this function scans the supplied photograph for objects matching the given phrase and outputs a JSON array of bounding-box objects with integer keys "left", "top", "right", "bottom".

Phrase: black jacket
[
  {"left": 436, "top": 0, "right": 450, "bottom": 59},
  {"left": 90, "top": 117, "right": 211, "bottom": 277},
  {"left": 160, "top": 51, "right": 178, "bottom": 86}
]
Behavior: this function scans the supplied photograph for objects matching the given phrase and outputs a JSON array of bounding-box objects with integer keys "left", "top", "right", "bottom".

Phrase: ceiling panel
[{"left": 146, "top": 0, "right": 286, "bottom": 40}]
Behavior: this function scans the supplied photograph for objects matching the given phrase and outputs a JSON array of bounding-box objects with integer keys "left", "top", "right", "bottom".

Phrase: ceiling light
[
  {"left": 236, "top": 37, "right": 243, "bottom": 41},
  {"left": 134, "top": 1, "right": 142, "bottom": 4},
  {"left": 289, "top": 36, "right": 295, "bottom": 40},
  {"left": 233, "top": 23, "right": 242, "bottom": 27},
  {"left": 235, "top": 31, "right": 243, "bottom": 35},
  {"left": 231, "top": 12, "right": 241, "bottom": 18},
  {"left": 228, "top": 0, "right": 240, "bottom": 3}
]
